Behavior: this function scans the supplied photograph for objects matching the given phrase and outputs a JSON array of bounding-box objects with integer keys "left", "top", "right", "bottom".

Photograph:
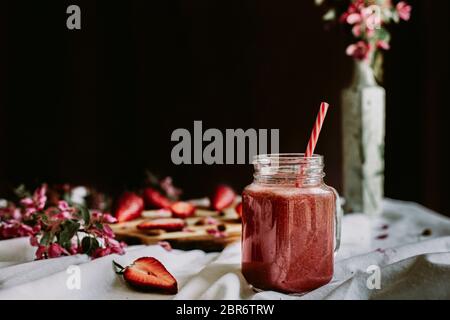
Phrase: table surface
[{"left": 1, "top": 199, "right": 450, "bottom": 300}]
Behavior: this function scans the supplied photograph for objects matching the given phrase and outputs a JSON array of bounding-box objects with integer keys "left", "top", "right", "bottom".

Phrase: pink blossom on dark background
[
  {"left": 102, "top": 213, "right": 117, "bottom": 224},
  {"left": 396, "top": 1, "right": 412, "bottom": 21},
  {"left": 159, "top": 176, "right": 183, "bottom": 200},
  {"left": 35, "top": 245, "right": 47, "bottom": 260},
  {"left": 346, "top": 41, "right": 372, "bottom": 61},
  {"left": 317, "top": 0, "right": 412, "bottom": 63},
  {"left": 377, "top": 40, "right": 390, "bottom": 50}
]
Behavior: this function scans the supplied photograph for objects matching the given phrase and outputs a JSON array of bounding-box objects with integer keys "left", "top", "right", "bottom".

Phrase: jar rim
[{"left": 253, "top": 153, "right": 323, "bottom": 165}]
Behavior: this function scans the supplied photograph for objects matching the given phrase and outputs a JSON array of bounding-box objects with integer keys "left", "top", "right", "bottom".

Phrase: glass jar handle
[{"left": 331, "top": 187, "right": 342, "bottom": 253}]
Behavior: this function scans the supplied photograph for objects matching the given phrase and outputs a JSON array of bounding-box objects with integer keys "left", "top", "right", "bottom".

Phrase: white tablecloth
[{"left": 1, "top": 199, "right": 450, "bottom": 300}]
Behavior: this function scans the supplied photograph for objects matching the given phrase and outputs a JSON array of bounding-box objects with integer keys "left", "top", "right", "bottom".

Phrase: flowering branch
[
  {"left": 315, "top": 0, "right": 411, "bottom": 79},
  {"left": 0, "top": 184, "right": 125, "bottom": 260}
]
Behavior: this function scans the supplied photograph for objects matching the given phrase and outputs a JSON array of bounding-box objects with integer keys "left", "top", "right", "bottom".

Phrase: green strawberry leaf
[{"left": 112, "top": 260, "right": 126, "bottom": 275}]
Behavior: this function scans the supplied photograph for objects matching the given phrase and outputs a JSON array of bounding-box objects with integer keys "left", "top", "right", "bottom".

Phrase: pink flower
[
  {"left": 32, "top": 224, "right": 41, "bottom": 234},
  {"left": 361, "top": 6, "right": 382, "bottom": 30},
  {"left": 91, "top": 211, "right": 101, "bottom": 220},
  {"left": 159, "top": 177, "right": 182, "bottom": 200},
  {"left": 377, "top": 40, "right": 390, "bottom": 50},
  {"left": 29, "top": 235, "right": 39, "bottom": 246},
  {"left": 0, "top": 224, "right": 14, "bottom": 239},
  {"left": 396, "top": 2, "right": 412, "bottom": 21},
  {"left": 346, "top": 41, "right": 372, "bottom": 61},
  {"left": 352, "top": 24, "right": 362, "bottom": 37},
  {"left": 12, "top": 208, "right": 22, "bottom": 220},
  {"left": 340, "top": 0, "right": 365, "bottom": 23},
  {"left": 106, "top": 238, "right": 126, "bottom": 254},
  {"left": 18, "top": 224, "right": 33, "bottom": 236},
  {"left": 35, "top": 245, "right": 47, "bottom": 260},
  {"left": 102, "top": 224, "right": 115, "bottom": 238},
  {"left": 20, "top": 198, "right": 34, "bottom": 207},
  {"left": 91, "top": 211, "right": 117, "bottom": 224},
  {"left": 0, "top": 220, "right": 35, "bottom": 240},
  {"left": 0, "top": 206, "right": 13, "bottom": 218},
  {"left": 58, "top": 201, "right": 70, "bottom": 212},
  {"left": 34, "top": 184, "right": 48, "bottom": 210},
  {"left": 110, "top": 245, "right": 125, "bottom": 255},
  {"left": 69, "top": 238, "right": 82, "bottom": 255},
  {"left": 91, "top": 247, "right": 111, "bottom": 259},
  {"left": 53, "top": 211, "right": 72, "bottom": 220},
  {"left": 102, "top": 213, "right": 117, "bottom": 224},
  {"left": 48, "top": 243, "right": 65, "bottom": 258},
  {"left": 24, "top": 207, "right": 38, "bottom": 218},
  {"left": 20, "top": 184, "right": 47, "bottom": 213},
  {"left": 346, "top": 13, "right": 362, "bottom": 25},
  {"left": 55, "top": 200, "right": 76, "bottom": 220}
]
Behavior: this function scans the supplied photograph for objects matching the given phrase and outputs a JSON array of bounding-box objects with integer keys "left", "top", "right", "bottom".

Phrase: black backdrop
[{"left": 0, "top": 1, "right": 449, "bottom": 216}]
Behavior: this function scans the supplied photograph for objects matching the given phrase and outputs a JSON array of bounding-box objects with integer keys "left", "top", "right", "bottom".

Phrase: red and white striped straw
[{"left": 305, "top": 102, "right": 330, "bottom": 157}]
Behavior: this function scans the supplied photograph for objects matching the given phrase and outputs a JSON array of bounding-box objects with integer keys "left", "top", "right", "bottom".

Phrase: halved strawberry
[
  {"left": 115, "top": 192, "right": 144, "bottom": 223},
  {"left": 114, "top": 257, "right": 178, "bottom": 294},
  {"left": 235, "top": 202, "right": 243, "bottom": 217},
  {"left": 210, "top": 185, "right": 236, "bottom": 211},
  {"left": 170, "top": 201, "right": 196, "bottom": 219},
  {"left": 137, "top": 218, "right": 185, "bottom": 232},
  {"left": 143, "top": 188, "right": 172, "bottom": 209}
]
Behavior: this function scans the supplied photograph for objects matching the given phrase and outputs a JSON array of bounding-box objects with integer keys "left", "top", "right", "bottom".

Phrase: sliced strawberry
[
  {"left": 235, "top": 202, "right": 243, "bottom": 217},
  {"left": 170, "top": 201, "right": 196, "bottom": 219},
  {"left": 210, "top": 185, "right": 236, "bottom": 211},
  {"left": 143, "top": 188, "right": 172, "bottom": 209},
  {"left": 115, "top": 192, "right": 144, "bottom": 223},
  {"left": 115, "top": 257, "right": 178, "bottom": 294},
  {"left": 137, "top": 218, "right": 185, "bottom": 232}
]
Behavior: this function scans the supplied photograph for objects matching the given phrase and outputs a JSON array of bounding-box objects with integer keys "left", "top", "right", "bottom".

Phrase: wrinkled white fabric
[{"left": 1, "top": 199, "right": 449, "bottom": 300}]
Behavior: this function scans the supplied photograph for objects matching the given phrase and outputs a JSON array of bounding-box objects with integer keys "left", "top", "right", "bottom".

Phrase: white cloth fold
[{"left": 1, "top": 199, "right": 450, "bottom": 300}]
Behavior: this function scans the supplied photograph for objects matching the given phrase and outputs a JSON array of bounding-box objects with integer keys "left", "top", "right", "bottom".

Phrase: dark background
[{"left": 0, "top": 1, "right": 449, "bottom": 215}]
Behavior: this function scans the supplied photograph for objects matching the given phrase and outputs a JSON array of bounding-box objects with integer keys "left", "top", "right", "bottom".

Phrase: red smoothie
[{"left": 241, "top": 156, "right": 337, "bottom": 294}]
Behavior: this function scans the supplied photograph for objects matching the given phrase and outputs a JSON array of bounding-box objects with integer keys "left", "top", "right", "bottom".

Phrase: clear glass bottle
[{"left": 241, "top": 154, "right": 341, "bottom": 294}]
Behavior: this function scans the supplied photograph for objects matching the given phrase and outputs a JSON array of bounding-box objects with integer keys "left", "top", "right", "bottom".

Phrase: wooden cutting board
[{"left": 110, "top": 207, "right": 241, "bottom": 252}]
